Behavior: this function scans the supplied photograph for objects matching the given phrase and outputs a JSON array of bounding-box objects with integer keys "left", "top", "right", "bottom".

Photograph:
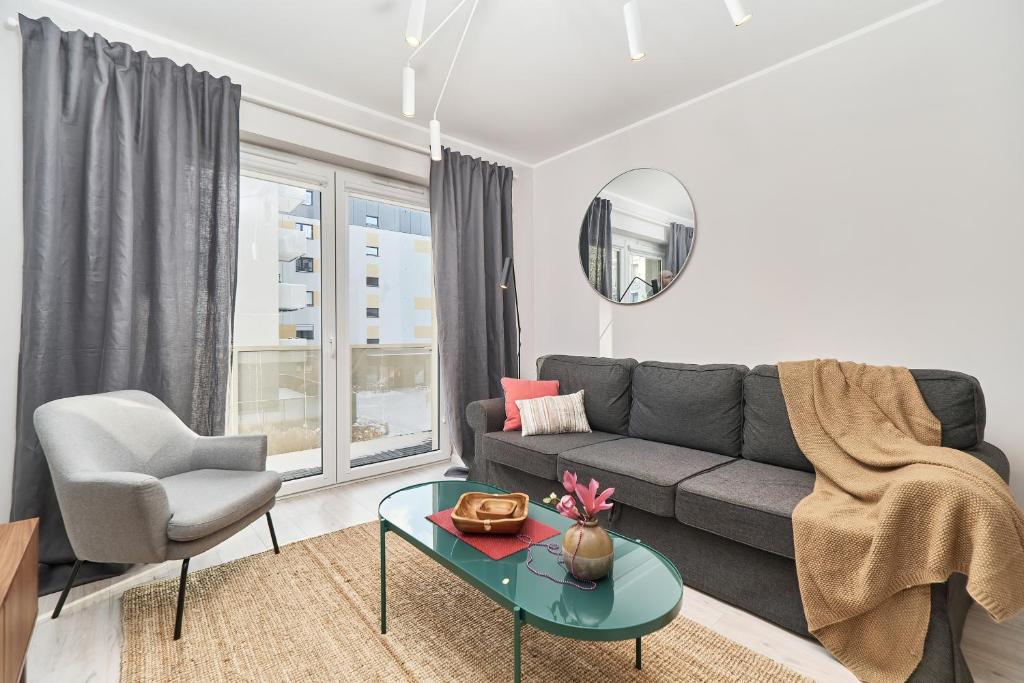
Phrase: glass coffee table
[{"left": 378, "top": 480, "right": 683, "bottom": 682}]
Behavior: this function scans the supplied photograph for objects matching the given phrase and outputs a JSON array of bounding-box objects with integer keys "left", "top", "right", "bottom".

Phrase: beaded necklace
[{"left": 516, "top": 521, "right": 598, "bottom": 591}]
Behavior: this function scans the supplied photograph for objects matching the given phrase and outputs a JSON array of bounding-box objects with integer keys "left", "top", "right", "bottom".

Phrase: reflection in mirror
[{"left": 578, "top": 168, "right": 695, "bottom": 304}]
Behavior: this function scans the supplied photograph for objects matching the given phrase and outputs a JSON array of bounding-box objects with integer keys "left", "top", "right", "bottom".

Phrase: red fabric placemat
[{"left": 427, "top": 508, "right": 561, "bottom": 560}]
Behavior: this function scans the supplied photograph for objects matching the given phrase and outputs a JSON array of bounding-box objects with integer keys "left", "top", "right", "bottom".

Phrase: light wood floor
[{"left": 26, "top": 461, "right": 1024, "bottom": 682}]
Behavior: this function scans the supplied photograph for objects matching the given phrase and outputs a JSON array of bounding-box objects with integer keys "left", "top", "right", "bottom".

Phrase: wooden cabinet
[{"left": 0, "top": 519, "right": 38, "bottom": 683}]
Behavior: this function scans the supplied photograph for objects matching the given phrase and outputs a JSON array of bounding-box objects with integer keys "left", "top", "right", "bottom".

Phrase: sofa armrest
[
  {"left": 965, "top": 441, "right": 1010, "bottom": 483},
  {"left": 467, "top": 398, "right": 506, "bottom": 436},
  {"left": 192, "top": 434, "right": 268, "bottom": 472},
  {"left": 60, "top": 471, "right": 171, "bottom": 563}
]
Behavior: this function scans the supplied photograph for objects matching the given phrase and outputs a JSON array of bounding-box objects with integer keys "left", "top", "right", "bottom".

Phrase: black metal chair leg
[
  {"left": 173, "top": 558, "right": 190, "bottom": 640},
  {"left": 266, "top": 512, "right": 280, "bottom": 554},
  {"left": 51, "top": 559, "right": 83, "bottom": 619}
]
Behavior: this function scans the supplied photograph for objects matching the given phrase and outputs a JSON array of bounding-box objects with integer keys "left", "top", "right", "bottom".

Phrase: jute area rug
[{"left": 121, "top": 521, "right": 810, "bottom": 682}]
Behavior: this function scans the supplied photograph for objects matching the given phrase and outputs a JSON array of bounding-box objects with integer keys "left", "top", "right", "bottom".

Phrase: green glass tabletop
[{"left": 378, "top": 480, "right": 683, "bottom": 641}]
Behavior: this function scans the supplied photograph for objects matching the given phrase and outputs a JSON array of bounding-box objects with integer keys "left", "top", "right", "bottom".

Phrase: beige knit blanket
[{"left": 779, "top": 359, "right": 1024, "bottom": 682}]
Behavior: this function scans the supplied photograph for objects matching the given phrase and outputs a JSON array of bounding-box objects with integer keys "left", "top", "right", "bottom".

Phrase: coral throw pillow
[{"left": 501, "top": 378, "right": 560, "bottom": 431}]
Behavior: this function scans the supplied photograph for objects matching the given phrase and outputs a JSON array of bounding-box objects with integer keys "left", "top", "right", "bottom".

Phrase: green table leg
[
  {"left": 635, "top": 637, "right": 642, "bottom": 669},
  {"left": 513, "top": 606, "right": 522, "bottom": 682},
  {"left": 379, "top": 519, "right": 388, "bottom": 635}
]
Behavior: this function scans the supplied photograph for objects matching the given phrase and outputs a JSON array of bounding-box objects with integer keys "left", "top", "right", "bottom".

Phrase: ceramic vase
[{"left": 561, "top": 519, "right": 614, "bottom": 581}]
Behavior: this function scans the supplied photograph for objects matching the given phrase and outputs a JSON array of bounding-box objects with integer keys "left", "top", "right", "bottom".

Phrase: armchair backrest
[{"left": 34, "top": 390, "right": 198, "bottom": 481}]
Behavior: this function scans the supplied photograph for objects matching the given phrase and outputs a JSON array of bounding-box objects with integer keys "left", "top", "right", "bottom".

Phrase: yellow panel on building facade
[
  {"left": 414, "top": 296, "right": 433, "bottom": 310},
  {"left": 366, "top": 263, "right": 380, "bottom": 277},
  {"left": 367, "top": 325, "right": 380, "bottom": 339},
  {"left": 414, "top": 239, "right": 431, "bottom": 253},
  {"left": 366, "top": 231, "right": 380, "bottom": 247},
  {"left": 313, "top": 291, "right": 321, "bottom": 307},
  {"left": 313, "top": 258, "right": 320, "bottom": 273},
  {"left": 279, "top": 323, "right": 296, "bottom": 339},
  {"left": 414, "top": 325, "right": 433, "bottom": 340},
  {"left": 366, "top": 293, "right": 380, "bottom": 308}
]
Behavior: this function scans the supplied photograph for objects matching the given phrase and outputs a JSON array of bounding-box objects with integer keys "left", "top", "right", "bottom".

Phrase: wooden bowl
[{"left": 451, "top": 492, "right": 529, "bottom": 534}]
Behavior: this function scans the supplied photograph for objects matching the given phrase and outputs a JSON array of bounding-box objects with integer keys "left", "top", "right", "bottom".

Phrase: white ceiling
[{"left": 62, "top": 0, "right": 924, "bottom": 164}]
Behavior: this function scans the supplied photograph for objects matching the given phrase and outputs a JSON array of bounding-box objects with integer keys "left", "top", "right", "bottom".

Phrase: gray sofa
[{"left": 467, "top": 355, "right": 1009, "bottom": 682}]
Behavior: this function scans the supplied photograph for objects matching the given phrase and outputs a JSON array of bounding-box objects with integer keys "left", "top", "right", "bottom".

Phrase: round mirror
[{"left": 578, "top": 168, "right": 695, "bottom": 304}]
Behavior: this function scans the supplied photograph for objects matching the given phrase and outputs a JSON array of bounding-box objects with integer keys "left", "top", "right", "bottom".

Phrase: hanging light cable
[
  {"left": 623, "top": 0, "right": 646, "bottom": 61},
  {"left": 429, "top": 0, "right": 480, "bottom": 160},
  {"left": 723, "top": 0, "right": 752, "bottom": 26}
]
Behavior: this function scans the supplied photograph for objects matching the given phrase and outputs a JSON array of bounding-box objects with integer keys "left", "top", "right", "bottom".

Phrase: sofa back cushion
[
  {"left": 628, "top": 362, "right": 748, "bottom": 456},
  {"left": 536, "top": 355, "right": 637, "bottom": 435},
  {"left": 742, "top": 364, "right": 987, "bottom": 472}
]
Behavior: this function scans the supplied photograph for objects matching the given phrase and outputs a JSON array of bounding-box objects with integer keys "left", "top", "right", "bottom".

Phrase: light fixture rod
[
  {"left": 406, "top": 0, "right": 472, "bottom": 65},
  {"left": 433, "top": 0, "right": 479, "bottom": 120}
]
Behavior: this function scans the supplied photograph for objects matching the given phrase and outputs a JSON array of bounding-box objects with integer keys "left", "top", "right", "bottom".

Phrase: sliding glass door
[{"left": 227, "top": 147, "right": 444, "bottom": 493}]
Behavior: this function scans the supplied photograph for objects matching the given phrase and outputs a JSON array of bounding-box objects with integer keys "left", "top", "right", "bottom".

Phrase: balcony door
[
  {"left": 335, "top": 169, "right": 445, "bottom": 482},
  {"left": 227, "top": 147, "right": 445, "bottom": 494}
]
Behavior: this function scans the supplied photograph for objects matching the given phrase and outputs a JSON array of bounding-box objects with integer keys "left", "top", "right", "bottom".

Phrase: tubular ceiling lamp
[
  {"left": 623, "top": 0, "right": 645, "bottom": 61},
  {"left": 406, "top": 0, "right": 426, "bottom": 46},
  {"left": 429, "top": 119, "right": 442, "bottom": 160},
  {"left": 724, "top": 0, "right": 751, "bottom": 26},
  {"left": 402, "top": 66, "right": 416, "bottom": 117}
]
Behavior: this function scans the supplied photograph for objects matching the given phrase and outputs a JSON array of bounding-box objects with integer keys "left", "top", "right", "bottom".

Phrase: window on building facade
[
  {"left": 366, "top": 307, "right": 380, "bottom": 318},
  {"left": 306, "top": 291, "right": 315, "bottom": 307},
  {"left": 365, "top": 215, "right": 379, "bottom": 227},
  {"left": 296, "top": 222, "right": 313, "bottom": 239},
  {"left": 366, "top": 337, "right": 380, "bottom": 345},
  {"left": 366, "top": 246, "right": 379, "bottom": 257},
  {"left": 295, "top": 324, "right": 314, "bottom": 340},
  {"left": 366, "top": 276, "right": 380, "bottom": 287},
  {"left": 301, "top": 190, "right": 313, "bottom": 206},
  {"left": 296, "top": 257, "right": 314, "bottom": 273}
]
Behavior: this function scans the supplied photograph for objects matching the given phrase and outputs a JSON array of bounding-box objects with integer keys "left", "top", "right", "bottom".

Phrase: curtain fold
[
  {"left": 665, "top": 222, "right": 691, "bottom": 273},
  {"left": 579, "top": 197, "right": 613, "bottom": 298},
  {"left": 430, "top": 148, "right": 517, "bottom": 470},
  {"left": 13, "top": 15, "right": 241, "bottom": 594}
]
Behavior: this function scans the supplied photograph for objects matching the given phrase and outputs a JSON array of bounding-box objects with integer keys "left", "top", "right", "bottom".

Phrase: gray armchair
[{"left": 34, "top": 390, "right": 283, "bottom": 639}]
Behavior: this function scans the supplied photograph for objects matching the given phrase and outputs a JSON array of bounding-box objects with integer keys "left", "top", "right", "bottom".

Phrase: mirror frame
[{"left": 577, "top": 167, "right": 697, "bottom": 305}]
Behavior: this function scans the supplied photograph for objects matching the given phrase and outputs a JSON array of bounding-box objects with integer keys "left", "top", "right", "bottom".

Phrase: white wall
[
  {"left": 0, "top": 0, "right": 534, "bottom": 521},
  {"left": 528, "top": 0, "right": 1024, "bottom": 500}
]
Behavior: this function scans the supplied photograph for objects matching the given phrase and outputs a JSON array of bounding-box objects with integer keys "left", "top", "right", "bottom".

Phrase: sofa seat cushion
[
  {"left": 161, "top": 469, "right": 282, "bottom": 542},
  {"left": 557, "top": 438, "right": 735, "bottom": 518},
  {"left": 676, "top": 459, "right": 813, "bottom": 559},
  {"left": 483, "top": 430, "right": 624, "bottom": 481}
]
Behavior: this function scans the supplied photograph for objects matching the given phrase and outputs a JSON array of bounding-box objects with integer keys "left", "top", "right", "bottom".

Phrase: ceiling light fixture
[
  {"left": 724, "top": 0, "right": 752, "bottom": 27},
  {"left": 402, "top": 65, "right": 416, "bottom": 117},
  {"left": 623, "top": 0, "right": 646, "bottom": 61},
  {"left": 405, "top": 0, "right": 426, "bottom": 47},
  {"left": 402, "top": 0, "right": 478, "bottom": 161}
]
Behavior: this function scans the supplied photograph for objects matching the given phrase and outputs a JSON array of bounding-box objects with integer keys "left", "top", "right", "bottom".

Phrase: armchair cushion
[{"left": 161, "top": 469, "right": 282, "bottom": 542}]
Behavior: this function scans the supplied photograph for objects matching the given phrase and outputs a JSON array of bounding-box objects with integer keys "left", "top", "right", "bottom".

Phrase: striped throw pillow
[{"left": 516, "top": 390, "right": 591, "bottom": 436}]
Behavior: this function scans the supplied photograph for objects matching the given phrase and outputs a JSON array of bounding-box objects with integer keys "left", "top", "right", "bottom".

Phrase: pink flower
[
  {"left": 556, "top": 494, "right": 580, "bottom": 520},
  {"left": 562, "top": 470, "right": 578, "bottom": 495}
]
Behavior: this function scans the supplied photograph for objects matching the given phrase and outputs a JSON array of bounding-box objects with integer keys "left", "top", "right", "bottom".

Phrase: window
[
  {"left": 296, "top": 257, "right": 314, "bottom": 273},
  {"left": 366, "top": 246, "right": 379, "bottom": 257},
  {"left": 296, "top": 222, "right": 313, "bottom": 239},
  {"left": 301, "top": 190, "right": 313, "bottom": 206},
  {"left": 366, "top": 276, "right": 380, "bottom": 287},
  {"left": 366, "top": 338, "right": 380, "bottom": 345},
  {"left": 295, "top": 324, "right": 314, "bottom": 340},
  {"left": 306, "top": 291, "right": 315, "bottom": 307},
  {"left": 366, "top": 307, "right": 380, "bottom": 318},
  {"left": 365, "top": 215, "right": 379, "bottom": 227}
]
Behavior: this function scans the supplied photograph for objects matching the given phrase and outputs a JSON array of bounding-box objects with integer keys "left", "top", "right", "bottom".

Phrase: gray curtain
[
  {"left": 13, "top": 16, "right": 241, "bottom": 593},
  {"left": 579, "top": 197, "right": 613, "bottom": 297},
  {"left": 666, "top": 222, "right": 692, "bottom": 273},
  {"left": 430, "top": 148, "right": 517, "bottom": 470}
]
